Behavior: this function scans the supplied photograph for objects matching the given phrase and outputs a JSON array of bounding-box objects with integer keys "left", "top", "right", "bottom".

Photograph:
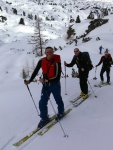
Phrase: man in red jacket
[{"left": 25, "top": 47, "right": 64, "bottom": 128}]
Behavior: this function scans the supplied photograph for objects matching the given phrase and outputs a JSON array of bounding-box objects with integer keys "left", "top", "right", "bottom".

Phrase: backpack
[
  {"left": 52, "top": 54, "right": 61, "bottom": 63},
  {"left": 83, "top": 52, "right": 93, "bottom": 71},
  {"left": 102, "top": 53, "right": 113, "bottom": 65},
  {"left": 102, "top": 53, "right": 112, "bottom": 61}
]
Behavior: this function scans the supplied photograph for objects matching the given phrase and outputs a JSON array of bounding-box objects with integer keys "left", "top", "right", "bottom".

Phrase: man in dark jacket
[
  {"left": 24, "top": 47, "right": 64, "bottom": 128},
  {"left": 96, "top": 51, "right": 112, "bottom": 84},
  {"left": 64, "top": 48, "right": 90, "bottom": 99}
]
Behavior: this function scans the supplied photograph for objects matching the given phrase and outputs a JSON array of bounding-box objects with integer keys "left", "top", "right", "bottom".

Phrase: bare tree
[
  {"left": 21, "top": 60, "right": 39, "bottom": 81},
  {"left": 29, "top": 16, "right": 45, "bottom": 56},
  {"left": 21, "top": 61, "right": 30, "bottom": 79},
  {"left": 21, "top": 68, "right": 28, "bottom": 79}
]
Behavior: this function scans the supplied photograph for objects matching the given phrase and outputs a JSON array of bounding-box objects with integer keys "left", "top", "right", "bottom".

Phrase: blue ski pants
[{"left": 39, "top": 81, "right": 64, "bottom": 120}]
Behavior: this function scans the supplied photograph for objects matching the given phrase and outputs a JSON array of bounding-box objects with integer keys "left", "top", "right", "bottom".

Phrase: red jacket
[
  {"left": 42, "top": 54, "right": 61, "bottom": 79},
  {"left": 29, "top": 54, "right": 61, "bottom": 82}
]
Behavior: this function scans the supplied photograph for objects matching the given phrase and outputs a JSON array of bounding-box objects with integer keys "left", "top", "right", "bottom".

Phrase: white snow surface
[{"left": 0, "top": 0, "right": 113, "bottom": 150}]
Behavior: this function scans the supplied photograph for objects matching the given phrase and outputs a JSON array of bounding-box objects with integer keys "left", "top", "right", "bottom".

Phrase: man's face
[
  {"left": 45, "top": 48, "right": 53, "bottom": 60},
  {"left": 105, "top": 53, "right": 108, "bottom": 57},
  {"left": 74, "top": 49, "right": 79, "bottom": 56}
]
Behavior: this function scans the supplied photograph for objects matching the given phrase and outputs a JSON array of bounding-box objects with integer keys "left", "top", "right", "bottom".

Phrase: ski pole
[
  {"left": 64, "top": 64, "right": 67, "bottom": 95},
  {"left": 43, "top": 84, "right": 68, "bottom": 137},
  {"left": 26, "top": 84, "right": 40, "bottom": 116},
  {"left": 93, "top": 67, "right": 97, "bottom": 80},
  {"left": 87, "top": 80, "right": 97, "bottom": 98}
]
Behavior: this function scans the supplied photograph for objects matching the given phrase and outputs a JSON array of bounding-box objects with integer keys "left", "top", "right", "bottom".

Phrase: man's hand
[
  {"left": 109, "top": 61, "right": 112, "bottom": 65},
  {"left": 81, "top": 68, "right": 84, "bottom": 71},
  {"left": 39, "top": 78, "right": 45, "bottom": 83},
  {"left": 64, "top": 61, "right": 67, "bottom": 66},
  {"left": 24, "top": 80, "right": 30, "bottom": 85}
]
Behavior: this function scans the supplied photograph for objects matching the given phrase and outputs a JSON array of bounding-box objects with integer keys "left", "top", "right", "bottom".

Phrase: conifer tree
[
  {"left": 76, "top": 15, "right": 81, "bottom": 23},
  {"left": 19, "top": 18, "right": 25, "bottom": 25},
  {"left": 67, "top": 25, "right": 75, "bottom": 39}
]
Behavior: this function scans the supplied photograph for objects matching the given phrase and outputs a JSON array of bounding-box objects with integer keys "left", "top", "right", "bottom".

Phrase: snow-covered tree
[{"left": 67, "top": 25, "right": 75, "bottom": 39}]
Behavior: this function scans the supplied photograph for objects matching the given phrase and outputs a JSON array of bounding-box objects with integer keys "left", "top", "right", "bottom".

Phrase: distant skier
[
  {"left": 74, "top": 39, "right": 78, "bottom": 46},
  {"left": 95, "top": 51, "right": 113, "bottom": 84},
  {"left": 99, "top": 45, "right": 104, "bottom": 54}
]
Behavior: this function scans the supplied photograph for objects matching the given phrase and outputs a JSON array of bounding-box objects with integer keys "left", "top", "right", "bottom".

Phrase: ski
[
  {"left": 13, "top": 108, "right": 71, "bottom": 147},
  {"left": 13, "top": 114, "right": 56, "bottom": 147},
  {"left": 38, "top": 108, "right": 72, "bottom": 136},
  {"left": 73, "top": 98, "right": 86, "bottom": 107},
  {"left": 70, "top": 91, "right": 90, "bottom": 103},
  {"left": 94, "top": 83, "right": 111, "bottom": 88},
  {"left": 72, "top": 92, "right": 91, "bottom": 107},
  {"left": 70, "top": 95, "right": 81, "bottom": 103}
]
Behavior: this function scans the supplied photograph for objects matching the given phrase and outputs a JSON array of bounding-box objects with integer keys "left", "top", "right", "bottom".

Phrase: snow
[{"left": 0, "top": 0, "right": 113, "bottom": 150}]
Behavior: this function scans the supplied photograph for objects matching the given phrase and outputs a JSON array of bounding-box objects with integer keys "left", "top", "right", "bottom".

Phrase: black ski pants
[
  {"left": 100, "top": 67, "right": 110, "bottom": 83},
  {"left": 79, "top": 69, "right": 89, "bottom": 95}
]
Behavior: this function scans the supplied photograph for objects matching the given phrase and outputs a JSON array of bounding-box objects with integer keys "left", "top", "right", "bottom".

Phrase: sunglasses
[{"left": 74, "top": 50, "right": 79, "bottom": 53}]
